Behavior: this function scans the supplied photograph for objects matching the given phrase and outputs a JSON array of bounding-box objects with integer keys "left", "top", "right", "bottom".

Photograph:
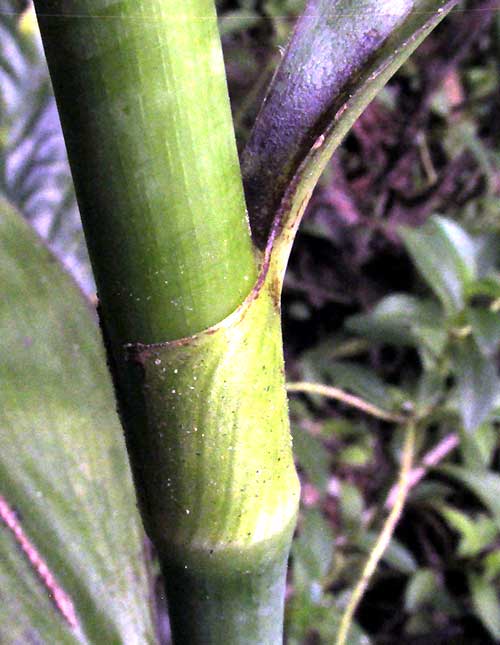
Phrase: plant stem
[
  {"left": 287, "top": 381, "right": 407, "bottom": 423},
  {"left": 34, "top": 0, "right": 257, "bottom": 345},
  {"left": 127, "top": 274, "right": 300, "bottom": 644},
  {"left": 34, "top": 4, "right": 297, "bottom": 644},
  {"left": 162, "top": 532, "right": 293, "bottom": 644},
  {"left": 336, "top": 422, "right": 416, "bottom": 645},
  {"left": 385, "top": 432, "right": 459, "bottom": 509}
]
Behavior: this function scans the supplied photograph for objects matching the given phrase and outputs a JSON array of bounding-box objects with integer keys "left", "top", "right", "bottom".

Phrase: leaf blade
[
  {"left": 400, "top": 216, "right": 477, "bottom": 314},
  {"left": 242, "top": 0, "right": 459, "bottom": 250},
  {"left": 453, "top": 338, "right": 499, "bottom": 433},
  {"left": 0, "top": 200, "right": 157, "bottom": 644},
  {"left": 441, "top": 465, "right": 500, "bottom": 532}
]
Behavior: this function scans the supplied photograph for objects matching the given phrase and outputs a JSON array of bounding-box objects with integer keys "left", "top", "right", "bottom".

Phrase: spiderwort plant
[{"left": 1, "top": 0, "right": 459, "bottom": 642}]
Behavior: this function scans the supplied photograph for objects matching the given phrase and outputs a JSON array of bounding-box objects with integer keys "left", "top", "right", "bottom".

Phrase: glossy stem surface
[
  {"left": 33, "top": 3, "right": 297, "bottom": 645},
  {"left": 35, "top": 0, "right": 257, "bottom": 345}
]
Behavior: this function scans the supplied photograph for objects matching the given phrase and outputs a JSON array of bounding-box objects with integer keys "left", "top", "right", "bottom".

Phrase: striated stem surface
[
  {"left": 35, "top": 0, "right": 257, "bottom": 345},
  {"left": 34, "top": 3, "right": 297, "bottom": 643}
]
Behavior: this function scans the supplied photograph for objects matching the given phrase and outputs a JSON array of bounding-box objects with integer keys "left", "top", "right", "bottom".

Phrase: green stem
[
  {"left": 33, "top": 3, "right": 296, "bottom": 644},
  {"left": 162, "top": 534, "right": 292, "bottom": 644},
  {"left": 34, "top": 0, "right": 257, "bottom": 345},
  {"left": 127, "top": 271, "right": 300, "bottom": 644}
]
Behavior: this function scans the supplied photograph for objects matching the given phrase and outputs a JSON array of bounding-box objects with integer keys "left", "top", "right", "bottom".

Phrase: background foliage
[{"left": 1, "top": 1, "right": 499, "bottom": 643}]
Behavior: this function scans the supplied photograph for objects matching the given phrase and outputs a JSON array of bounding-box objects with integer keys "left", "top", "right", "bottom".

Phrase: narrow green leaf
[
  {"left": 453, "top": 338, "right": 499, "bottom": 433},
  {"left": 338, "top": 445, "right": 372, "bottom": 468},
  {"left": 483, "top": 551, "right": 500, "bottom": 582},
  {"left": 292, "top": 509, "right": 334, "bottom": 591},
  {"left": 468, "top": 308, "right": 500, "bottom": 356},
  {"left": 442, "top": 466, "right": 500, "bottom": 532},
  {"left": 468, "top": 573, "right": 500, "bottom": 640},
  {"left": 413, "top": 325, "right": 449, "bottom": 365},
  {"left": 292, "top": 425, "right": 330, "bottom": 493},
  {"left": 339, "top": 482, "right": 364, "bottom": 531},
  {"left": 0, "top": 201, "right": 157, "bottom": 643},
  {"left": 438, "top": 506, "right": 498, "bottom": 558},
  {"left": 218, "top": 9, "right": 260, "bottom": 36},
  {"left": 409, "top": 481, "right": 455, "bottom": 505},
  {"left": 400, "top": 216, "right": 477, "bottom": 314},
  {"left": 416, "top": 369, "right": 446, "bottom": 411},
  {"left": 346, "top": 294, "right": 445, "bottom": 354},
  {"left": 473, "top": 232, "right": 500, "bottom": 278},
  {"left": 460, "top": 423, "right": 497, "bottom": 471}
]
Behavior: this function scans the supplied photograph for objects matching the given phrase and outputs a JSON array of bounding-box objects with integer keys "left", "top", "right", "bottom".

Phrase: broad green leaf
[
  {"left": 400, "top": 216, "right": 477, "bottom": 315},
  {"left": 442, "top": 466, "right": 500, "bottom": 532},
  {"left": 292, "top": 425, "right": 330, "bottom": 493},
  {"left": 453, "top": 338, "right": 499, "bottom": 433},
  {"left": 0, "top": 201, "right": 157, "bottom": 643},
  {"left": 346, "top": 294, "right": 444, "bottom": 350},
  {"left": 292, "top": 508, "right": 334, "bottom": 591},
  {"left": 438, "top": 506, "right": 498, "bottom": 558},
  {"left": 468, "top": 573, "right": 500, "bottom": 641},
  {"left": 468, "top": 308, "right": 500, "bottom": 356}
]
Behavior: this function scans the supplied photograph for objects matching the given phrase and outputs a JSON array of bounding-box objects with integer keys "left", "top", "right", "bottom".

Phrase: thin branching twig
[
  {"left": 286, "top": 381, "right": 407, "bottom": 423},
  {"left": 385, "top": 432, "right": 459, "bottom": 509},
  {"left": 336, "top": 422, "right": 416, "bottom": 645}
]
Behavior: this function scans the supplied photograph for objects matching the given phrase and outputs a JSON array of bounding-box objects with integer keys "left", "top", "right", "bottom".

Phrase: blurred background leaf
[{"left": 0, "top": 0, "right": 91, "bottom": 291}]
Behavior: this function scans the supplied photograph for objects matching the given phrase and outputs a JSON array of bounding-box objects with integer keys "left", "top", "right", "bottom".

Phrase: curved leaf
[
  {"left": 400, "top": 216, "right": 477, "bottom": 314},
  {"left": 468, "top": 308, "right": 500, "bottom": 357},
  {"left": 453, "top": 338, "right": 499, "bottom": 433},
  {"left": 442, "top": 465, "right": 500, "bottom": 532},
  {"left": 242, "top": 0, "right": 458, "bottom": 248},
  {"left": 469, "top": 573, "right": 500, "bottom": 641},
  {"left": 0, "top": 200, "right": 158, "bottom": 644},
  {"left": 346, "top": 294, "right": 444, "bottom": 351}
]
